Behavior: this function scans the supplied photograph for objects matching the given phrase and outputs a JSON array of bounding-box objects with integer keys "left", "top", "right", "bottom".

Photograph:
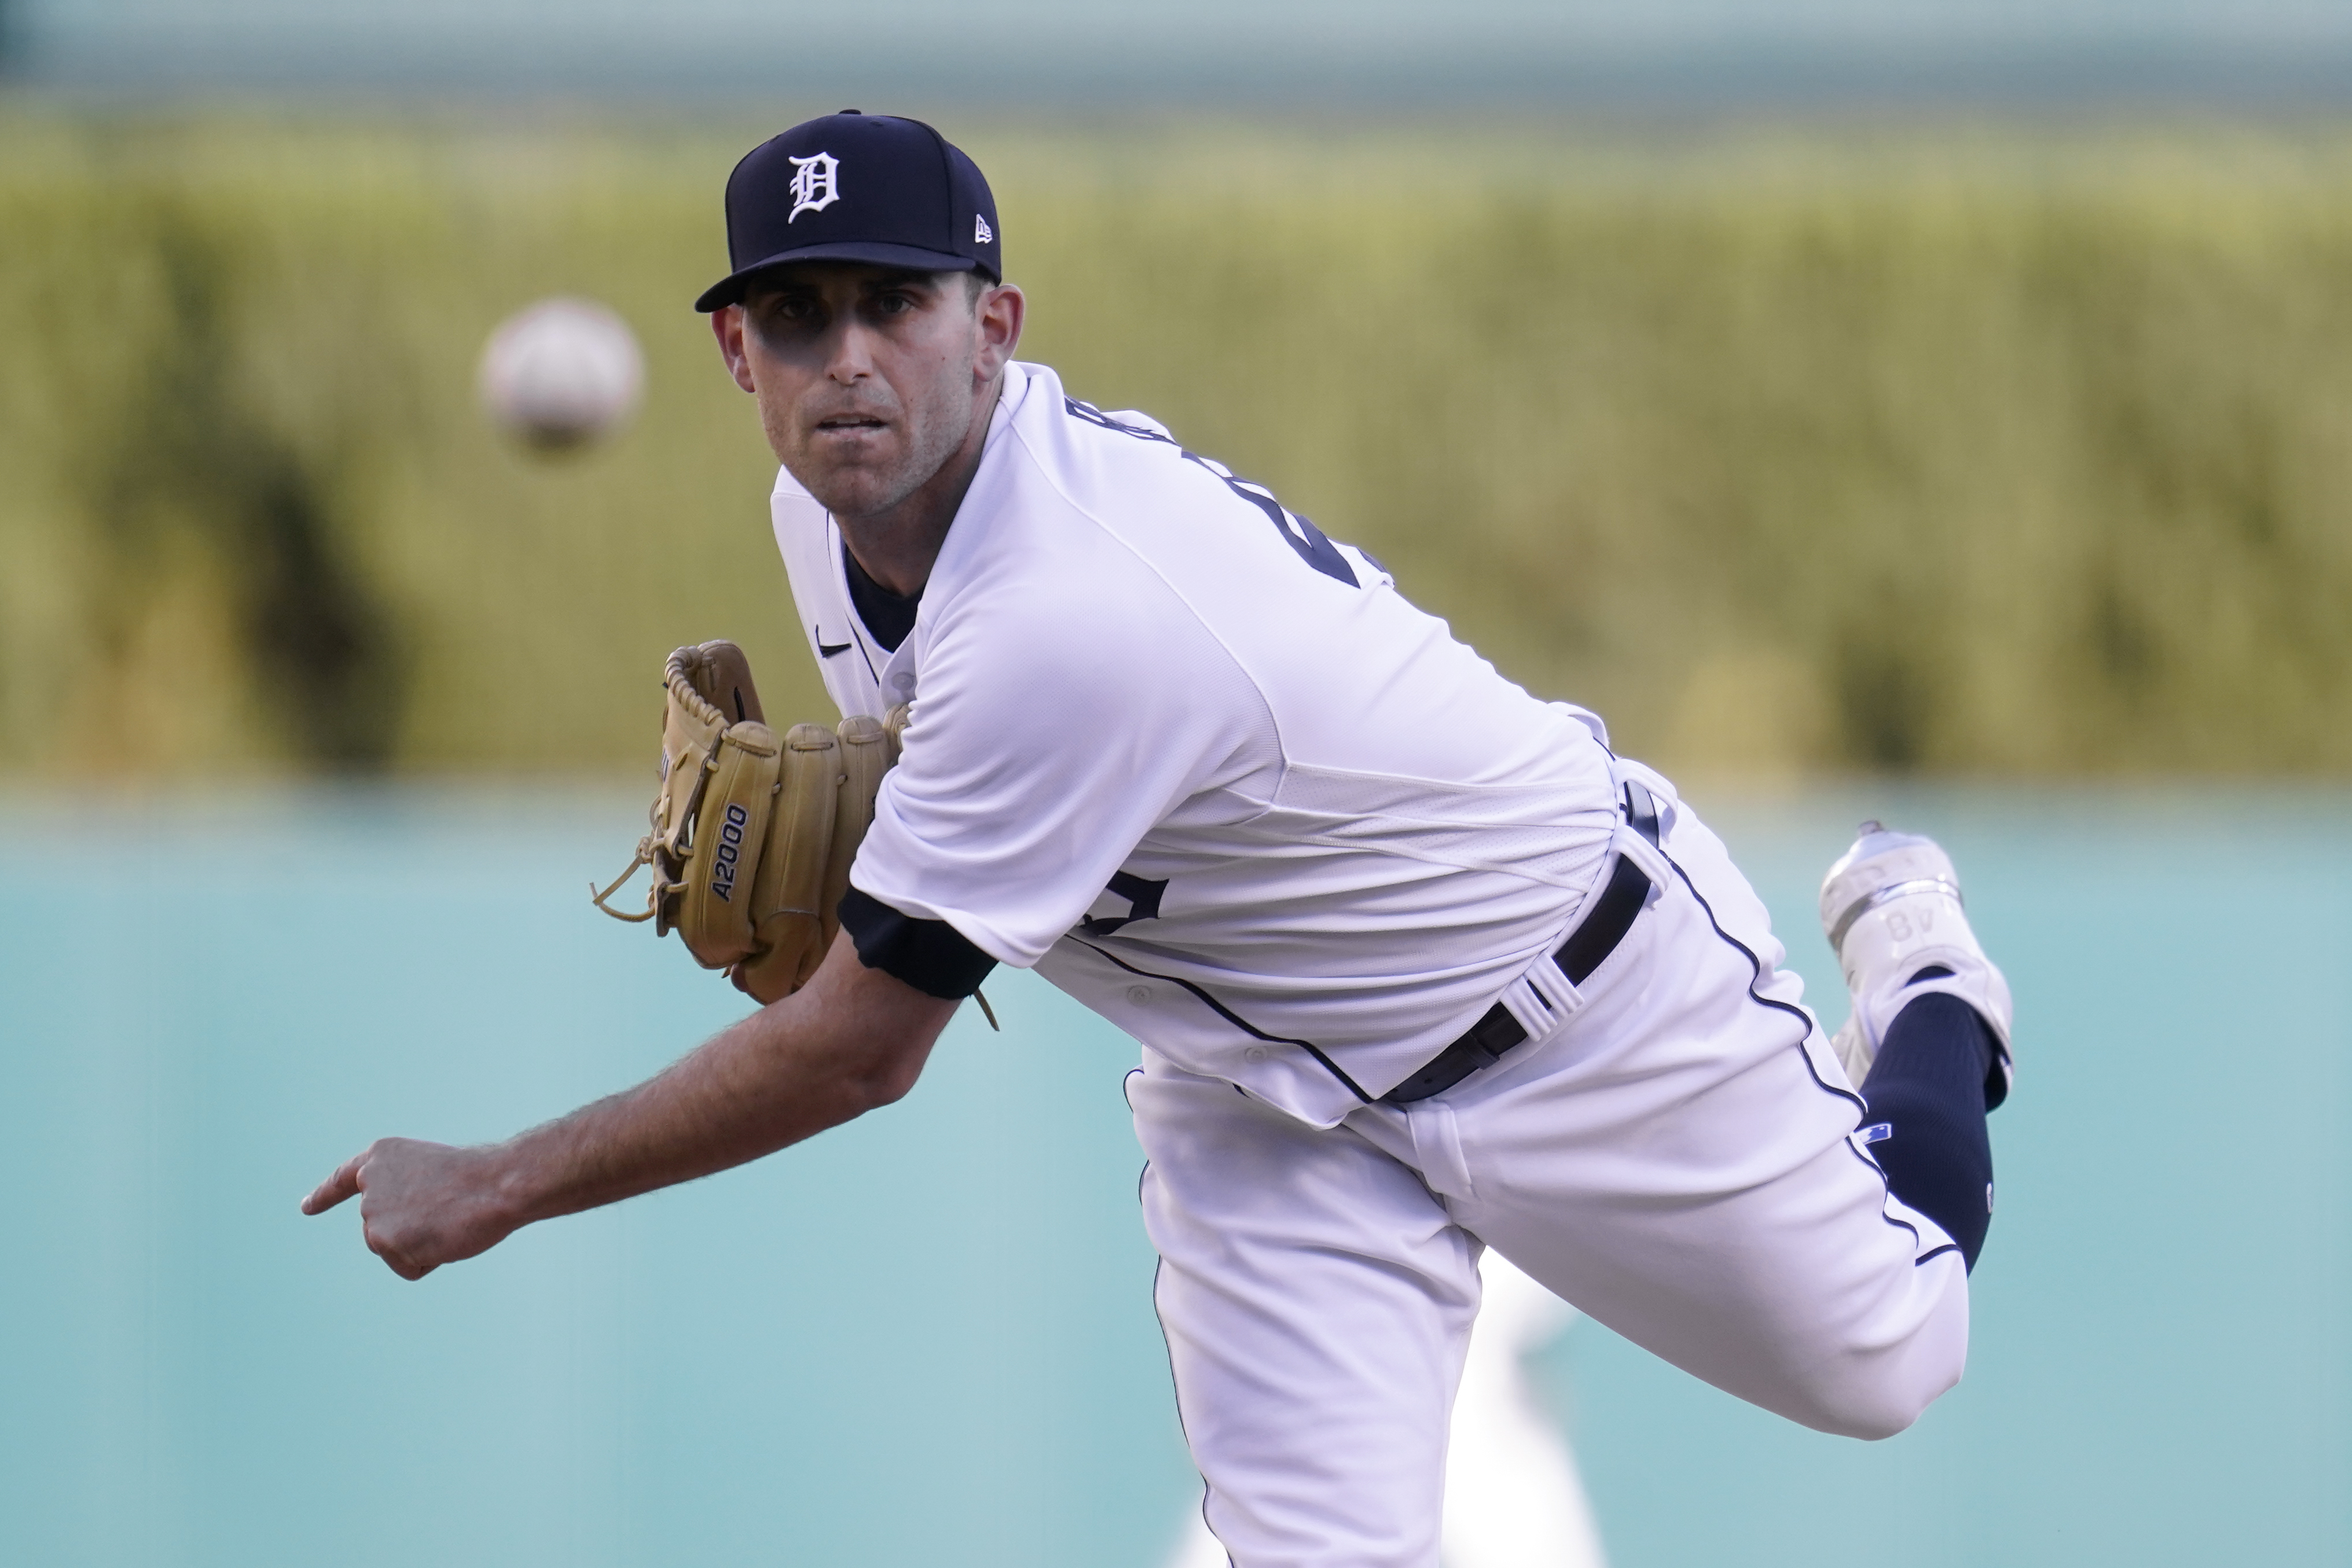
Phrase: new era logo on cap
[{"left": 695, "top": 111, "right": 1004, "bottom": 312}]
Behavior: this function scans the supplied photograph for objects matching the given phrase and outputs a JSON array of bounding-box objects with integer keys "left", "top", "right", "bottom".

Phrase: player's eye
[{"left": 754, "top": 292, "right": 820, "bottom": 328}]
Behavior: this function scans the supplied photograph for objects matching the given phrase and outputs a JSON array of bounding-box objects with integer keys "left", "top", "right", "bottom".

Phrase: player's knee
[
  {"left": 1781, "top": 1349, "right": 1955, "bottom": 1440},
  {"left": 1771, "top": 1379, "right": 1925, "bottom": 1441},
  {"left": 1810, "top": 1386, "right": 1929, "bottom": 1442}
]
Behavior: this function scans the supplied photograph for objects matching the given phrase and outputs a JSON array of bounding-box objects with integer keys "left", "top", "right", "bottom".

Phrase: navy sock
[{"left": 1859, "top": 989, "right": 1998, "bottom": 1270}]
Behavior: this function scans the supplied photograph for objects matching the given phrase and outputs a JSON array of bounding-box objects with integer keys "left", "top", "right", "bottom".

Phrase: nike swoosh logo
[{"left": 817, "top": 639, "right": 853, "bottom": 658}]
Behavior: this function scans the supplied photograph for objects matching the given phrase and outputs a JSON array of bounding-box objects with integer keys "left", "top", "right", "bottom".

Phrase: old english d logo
[{"left": 787, "top": 153, "right": 840, "bottom": 222}]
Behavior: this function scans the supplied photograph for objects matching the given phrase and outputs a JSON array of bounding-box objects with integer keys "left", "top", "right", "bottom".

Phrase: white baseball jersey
[
  {"left": 769, "top": 359, "right": 1981, "bottom": 1568},
  {"left": 773, "top": 359, "right": 1621, "bottom": 1128}
]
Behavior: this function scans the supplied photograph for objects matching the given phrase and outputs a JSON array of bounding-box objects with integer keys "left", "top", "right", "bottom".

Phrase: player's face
[{"left": 723, "top": 265, "right": 1017, "bottom": 525}]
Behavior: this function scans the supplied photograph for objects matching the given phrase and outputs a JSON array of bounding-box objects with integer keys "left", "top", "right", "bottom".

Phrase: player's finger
[{"left": 300, "top": 1152, "right": 367, "bottom": 1215}]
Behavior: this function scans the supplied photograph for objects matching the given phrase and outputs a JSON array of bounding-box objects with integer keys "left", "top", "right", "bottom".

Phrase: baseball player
[{"left": 307, "top": 113, "right": 2015, "bottom": 1567}]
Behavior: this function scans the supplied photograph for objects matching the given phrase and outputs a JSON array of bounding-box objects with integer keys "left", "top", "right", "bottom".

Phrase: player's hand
[{"left": 300, "top": 1138, "right": 521, "bottom": 1281}]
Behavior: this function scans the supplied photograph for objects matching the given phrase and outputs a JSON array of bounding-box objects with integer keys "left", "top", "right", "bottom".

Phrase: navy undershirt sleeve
[
  {"left": 1862, "top": 991, "right": 1999, "bottom": 1270},
  {"left": 838, "top": 886, "right": 998, "bottom": 999}
]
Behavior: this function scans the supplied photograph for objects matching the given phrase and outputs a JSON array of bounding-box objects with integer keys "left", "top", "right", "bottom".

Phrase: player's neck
[{"left": 834, "top": 374, "right": 1001, "bottom": 597}]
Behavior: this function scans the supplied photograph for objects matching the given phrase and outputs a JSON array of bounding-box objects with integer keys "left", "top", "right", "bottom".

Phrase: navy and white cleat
[{"left": 1819, "top": 821, "right": 2013, "bottom": 1106}]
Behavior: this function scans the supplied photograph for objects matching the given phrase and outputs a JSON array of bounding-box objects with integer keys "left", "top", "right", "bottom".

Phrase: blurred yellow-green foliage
[{"left": 4, "top": 111, "right": 2350, "bottom": 779}]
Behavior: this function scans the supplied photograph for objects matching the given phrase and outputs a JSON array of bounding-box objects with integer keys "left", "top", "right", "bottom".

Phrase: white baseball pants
[{"left": 1131, "top": 789, "right": 1969, "bottom": 1568}]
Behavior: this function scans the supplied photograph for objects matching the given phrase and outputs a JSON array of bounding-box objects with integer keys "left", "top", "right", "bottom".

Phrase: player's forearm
[
  {"left": 491, "top": 992, "right": 916, "bottom": 1225},
  {"left": 302, "top": 935, "right": 959, "bottom": 1279}
]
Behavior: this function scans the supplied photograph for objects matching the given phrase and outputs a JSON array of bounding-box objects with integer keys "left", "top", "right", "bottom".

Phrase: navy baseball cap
[{"left": 695, "top": 111, "right": 1002, "bottom": 313}]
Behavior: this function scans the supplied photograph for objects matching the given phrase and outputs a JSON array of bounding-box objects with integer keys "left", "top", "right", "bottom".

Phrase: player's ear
[
  {"left": 711, "top": 304, "right": 758, "bottom": 394},
  {"left": 973, "top": 281, "right": 1024, "bottom": 380}
]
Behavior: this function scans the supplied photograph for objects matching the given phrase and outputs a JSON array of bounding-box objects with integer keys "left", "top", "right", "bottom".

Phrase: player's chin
[{"left": 801, "top": 460, "right": 918, "bottom": 520}]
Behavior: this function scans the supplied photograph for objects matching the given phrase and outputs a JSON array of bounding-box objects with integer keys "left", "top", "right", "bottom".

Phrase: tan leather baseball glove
[{"left": 592, "top": 641, "right": 906, "bottom": 1004}]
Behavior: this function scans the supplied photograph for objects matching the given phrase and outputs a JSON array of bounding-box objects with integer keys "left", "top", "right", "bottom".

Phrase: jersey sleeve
[{"left": 846, "top": 582, "right": 1263, "bottom": 969}]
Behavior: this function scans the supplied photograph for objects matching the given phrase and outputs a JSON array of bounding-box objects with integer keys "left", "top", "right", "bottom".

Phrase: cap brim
[{"left": 694, "top": 241, "right": 984, "bottom": 312}]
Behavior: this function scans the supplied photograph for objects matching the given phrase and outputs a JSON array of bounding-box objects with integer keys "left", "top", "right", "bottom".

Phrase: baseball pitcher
[{"left": 307, "top": 113, "right": 2014, "bottom": 1568}]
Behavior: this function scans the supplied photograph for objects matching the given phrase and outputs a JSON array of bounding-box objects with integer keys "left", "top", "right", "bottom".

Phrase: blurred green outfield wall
[{"left": 3, "top": 112, "right": 2350, "bottom": 778}]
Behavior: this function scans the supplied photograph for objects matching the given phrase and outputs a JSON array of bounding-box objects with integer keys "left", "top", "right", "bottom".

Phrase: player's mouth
[{"left": 813, "top": 414, "right": 890, "bottom": 436}]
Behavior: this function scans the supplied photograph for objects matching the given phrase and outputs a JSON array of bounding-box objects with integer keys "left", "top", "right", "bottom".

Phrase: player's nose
[{"left": 822, "top": 321, "right": 879, "bottom": 383}]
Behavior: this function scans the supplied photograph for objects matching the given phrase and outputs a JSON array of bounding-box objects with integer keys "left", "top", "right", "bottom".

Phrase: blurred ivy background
[{"left": 5, "top": 114, "right": 2350, "bottom": 781}]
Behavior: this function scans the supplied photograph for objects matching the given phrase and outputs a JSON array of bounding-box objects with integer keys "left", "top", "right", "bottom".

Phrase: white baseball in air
[{"left": 478, "top": 297, "right": 645, "bottom": 450}]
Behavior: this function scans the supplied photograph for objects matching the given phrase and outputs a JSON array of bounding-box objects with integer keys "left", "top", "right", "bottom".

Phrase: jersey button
[
  {"left": 1125, "top": 985, "right": 1153, "bottom": 1005},
  {"left": 1243, "top": 1045, "right": 1268, "bottom": 1064},
  {"left": 891, "top": 672, "right": 915, "bottom": 693}
]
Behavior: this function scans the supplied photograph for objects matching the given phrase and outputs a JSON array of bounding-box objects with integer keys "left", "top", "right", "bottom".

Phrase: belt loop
[
  {"left": 1522, "top": 958, "right": 1585, "bottom": 1030},
  {"left": 1407, "top": 1099, "right": 1476, "bottom": 1203},
  {"left": 1622, "top": 779, "right": 1661, "bottom": 847}
]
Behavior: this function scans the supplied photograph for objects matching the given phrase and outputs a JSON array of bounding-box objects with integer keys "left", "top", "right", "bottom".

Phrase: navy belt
[{"left": 1380, "top": 782, "right": 1661, "bottom": 1106}]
